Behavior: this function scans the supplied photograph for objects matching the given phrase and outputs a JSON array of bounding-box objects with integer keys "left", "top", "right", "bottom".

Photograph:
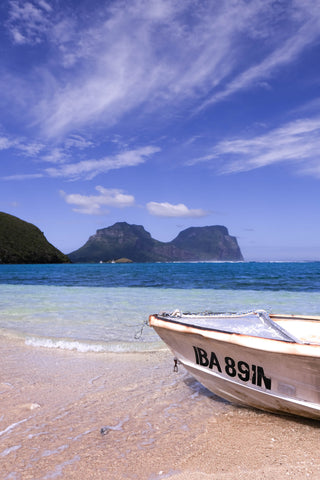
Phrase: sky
[{"left": 1, "top": 0, "right": 320, "bottom": 261}]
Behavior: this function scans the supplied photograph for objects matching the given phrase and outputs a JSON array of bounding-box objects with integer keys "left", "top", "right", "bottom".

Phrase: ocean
[{"left": 1, "top": 261, "right": 320, "bottom": 353}]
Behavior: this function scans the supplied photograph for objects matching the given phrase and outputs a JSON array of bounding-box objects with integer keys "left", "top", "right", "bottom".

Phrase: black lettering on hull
[{"left": 193, "top": 345, "right": 271, "bottom": 390}]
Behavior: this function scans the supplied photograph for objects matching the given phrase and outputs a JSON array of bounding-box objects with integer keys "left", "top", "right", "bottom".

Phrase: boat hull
[{"left": 150, "top": 315, "right": 320, "bottom": 419}]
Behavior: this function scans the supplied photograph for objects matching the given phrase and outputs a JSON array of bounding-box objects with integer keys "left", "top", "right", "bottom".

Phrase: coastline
[{"left": 1, "top": 336, "right": 320, "bottom": 479}]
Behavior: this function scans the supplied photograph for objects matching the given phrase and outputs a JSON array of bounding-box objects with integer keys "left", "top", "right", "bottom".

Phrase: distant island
[
  {"left": 0, "top": 212, "right": 70, "bottom": 264},
  {"left": 0, "top": 214, "right": 243, "bottom": 264},
  {"left": 69, "top": 222, "right": 243, "bottom": 263}
]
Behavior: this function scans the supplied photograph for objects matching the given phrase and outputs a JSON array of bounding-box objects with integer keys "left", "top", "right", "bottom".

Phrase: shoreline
[{"left": 1, "top": 336, "right": 320, "bottom": 479}]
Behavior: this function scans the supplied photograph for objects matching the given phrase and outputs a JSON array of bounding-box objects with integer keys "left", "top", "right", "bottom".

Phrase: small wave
[{"left": 25, "top": 335, "right": 166, "bottom": 354}]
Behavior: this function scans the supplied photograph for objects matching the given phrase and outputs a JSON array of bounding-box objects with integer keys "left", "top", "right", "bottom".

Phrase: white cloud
[
  {"left": 64, "top": 135, "right": 93, "bottom": 150},
  {"left": 200, "top": 9, "right": 320, "bottom": 109},
  {"left": 2, "top": 173, "right": 44, "bottom": 180},
  {"left": 0, "top": 136, "right": 16, "bottom": 150},
  {"left": 41, "top": 148, "right": 69, "bottom": 164},
  {"left": 189, "top": 116, "right": 320, "bottom": 177},
  {"left": 0, "top": 132, "right": 159, "bottom": 182},
  {"left": 18, "top": 142, "right": 44, "bottom": 156},
  {"left": 46, "top": 145, "right": 160, "bottom": 180},
  {"left": 147, "top": 201, "right": 208, "bottom": 218},
  {"left": 4, "top": 0, "right": 316, "bottom": 139},
  {"left": 7, "top": 0, "right": 52, "bottom": 45},
  {"left": 37, "top": 0, "right": 52, "bottom": 14},
  {"left": 60, "top": 185, "right": 135, "bottom": 215},
  {"left": 0, "top": 132, "right": 44, "bottom": 155},
  {"left": 2, "top": 0, "right": 320, "bottom": 151},
  {"left": 35, "top": 0, "right": 258, "bottom": 136}
]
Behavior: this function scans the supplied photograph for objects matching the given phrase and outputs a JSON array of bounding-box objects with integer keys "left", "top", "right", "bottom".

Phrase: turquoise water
[{"left": 1, "top": 262, "right": 320, "bottom": 352}]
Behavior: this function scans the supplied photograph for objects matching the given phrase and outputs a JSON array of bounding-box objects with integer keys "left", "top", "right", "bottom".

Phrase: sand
[{"left": 1, "top": 336, "right": 320, "bottom": 480}]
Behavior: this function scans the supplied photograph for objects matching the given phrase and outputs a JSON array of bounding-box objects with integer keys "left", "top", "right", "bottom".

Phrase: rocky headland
[{"left": 69, "top": 222, "right": 243, "bottom": 263}]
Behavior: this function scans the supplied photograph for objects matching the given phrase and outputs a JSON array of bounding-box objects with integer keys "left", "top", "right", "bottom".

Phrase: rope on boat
[{"left": 134, "top": 319, "right": 148, "bottom": 340}]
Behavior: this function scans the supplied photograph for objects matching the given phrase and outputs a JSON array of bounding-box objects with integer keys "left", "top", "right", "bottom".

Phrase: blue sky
[{"left": 1, "top": 0, "right": 320, "bottom": 260}]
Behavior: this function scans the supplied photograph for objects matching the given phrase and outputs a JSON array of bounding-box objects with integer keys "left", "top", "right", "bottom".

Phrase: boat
[{"left": 148, "top": 310, "right": 320, "bottom": 419}]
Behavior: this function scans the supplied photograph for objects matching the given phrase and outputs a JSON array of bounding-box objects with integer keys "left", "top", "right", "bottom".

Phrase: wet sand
[{"left": 1, "top": 336, "right": 320, "bottom": 480}]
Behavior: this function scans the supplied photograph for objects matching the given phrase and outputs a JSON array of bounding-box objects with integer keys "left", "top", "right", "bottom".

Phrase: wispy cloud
[
  {"left": 35, "top": 0, "right": 260, "bottom": 137},
  {"left": 0, "top": 135, "right": 17, "bottom": 150},
  {"left": 60, "top": 185, "right": 135, "bottom": 215},
  {"left": 0, "top": 128, "right": 159, "bottom": 181},
  {"left": 41, "top": 148, "right": 70, "bottom": 164},
  {"left": 147, "top": 201, "right": 208, "bottom": 218},
  {"left": 46, "top": 145, "right": 160, "bottom": 180},
  {"left": 7, "top": 0, "right": 53, "bottom": 45},
  {"left": 199, "top": 7, "right": 320, "bottom": 109},
  {"left": 4, "top": 0, "right": 320, "bottom": 139},
  {"left": 64, "top": 135, "right": 93, "bottom": 150},
  {"left": 2, "top": 173, "right": 44, "bottom": 181},
  {"left": 0, "top": 133, "right": 44, "bottom": 157},
  {"left": 189, "top": 116, "right": 320, "bottom": 177}
]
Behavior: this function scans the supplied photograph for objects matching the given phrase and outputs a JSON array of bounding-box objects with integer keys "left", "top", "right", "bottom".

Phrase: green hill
[{"left": 0, "top": 212, "right": 70, "bottom": 264}]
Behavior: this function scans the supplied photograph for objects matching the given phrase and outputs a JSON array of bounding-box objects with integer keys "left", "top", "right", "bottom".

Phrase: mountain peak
[{"left": 69, "top": 223, "right": 243, "bottom": 263}]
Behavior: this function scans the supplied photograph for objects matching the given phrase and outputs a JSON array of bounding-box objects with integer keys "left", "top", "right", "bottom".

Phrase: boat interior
[
  {"left": 271, "top": 314, "right": 320, "bottom": 344},
  {"left": 155, "top": 310, "right": 320, "bottom": 345}
]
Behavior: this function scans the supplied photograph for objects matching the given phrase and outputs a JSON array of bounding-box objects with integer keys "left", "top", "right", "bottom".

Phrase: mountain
[
  {"left": 69, "top": 222, "right": 243, "bottom": 263},
  {"left": 171, "top": 225, "right": 243, "bottom": 261},
  {"left": 0, "top": 212, "right": 70, "bottom": 264}
]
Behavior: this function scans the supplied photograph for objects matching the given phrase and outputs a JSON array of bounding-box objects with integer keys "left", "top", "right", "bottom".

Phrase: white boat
[{"left": 149, "top": 310, "right": 320, "bottom": 419}]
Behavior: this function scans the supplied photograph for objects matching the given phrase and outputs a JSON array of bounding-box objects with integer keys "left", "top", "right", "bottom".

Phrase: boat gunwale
[
  {"left": 270, "top": 313, "right": 320, "bottom": 322},
  {"left": 149, "top": 314, "right": 320, "bottom": 357},
  {"left": 151, "top": 313, "right": 296, "bottom": 342}
]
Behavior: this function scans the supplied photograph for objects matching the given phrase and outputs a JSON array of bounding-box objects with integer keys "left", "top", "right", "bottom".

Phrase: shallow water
[
  {"left": 0, "top": 342, "right": 230, "bottom": 480},
  {"left": 1, "top": 263, "right": 320, "bottom": 352}
]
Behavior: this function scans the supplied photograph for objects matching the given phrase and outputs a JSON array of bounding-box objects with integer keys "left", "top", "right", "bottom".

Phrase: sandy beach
[{"left": 1, "top": 336, "right": 320, "bottom": 480}]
